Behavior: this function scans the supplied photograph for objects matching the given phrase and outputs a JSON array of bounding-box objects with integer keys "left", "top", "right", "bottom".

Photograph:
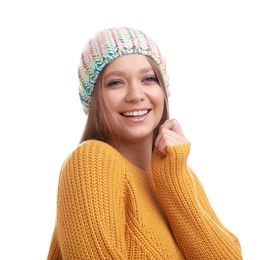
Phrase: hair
[{"left": 79, "top": 56, "right": 169, "bottom": 148}]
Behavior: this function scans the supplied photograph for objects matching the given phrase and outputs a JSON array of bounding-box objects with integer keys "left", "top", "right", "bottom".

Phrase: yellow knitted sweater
[{"left": 48, "top": 140, "right": 242, "bottom": 259}]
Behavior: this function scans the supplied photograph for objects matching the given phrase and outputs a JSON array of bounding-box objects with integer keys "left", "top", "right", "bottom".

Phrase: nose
[{"left": 125, "top": 81, "right": 145, "bottom": 103}]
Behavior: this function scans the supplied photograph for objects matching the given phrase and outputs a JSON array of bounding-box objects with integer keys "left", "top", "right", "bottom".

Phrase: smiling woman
[
  {"left": 47, "top": 27, "right": 243, "bottom": 259},
  {"left": 100, "top": 54, "right": 166, "bottom": 171}
]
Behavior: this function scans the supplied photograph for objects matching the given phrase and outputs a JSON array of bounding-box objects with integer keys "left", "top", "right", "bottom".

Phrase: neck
[{"left": 112, "top": 139, "right": 153, "bottom": 172}]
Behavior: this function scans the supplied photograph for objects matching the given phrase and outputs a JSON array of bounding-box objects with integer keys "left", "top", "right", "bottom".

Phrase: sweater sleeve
[
  {"left": 47, "top": 140, "right": 127, "bottom": 260},
  {"left": 151, "top": 144, "right": 242, "bottom": 260}
]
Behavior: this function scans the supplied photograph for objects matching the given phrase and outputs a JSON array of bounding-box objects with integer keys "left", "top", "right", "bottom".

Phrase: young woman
[{"left": 47, "top": 27, "right": 242, "bottom": 259}]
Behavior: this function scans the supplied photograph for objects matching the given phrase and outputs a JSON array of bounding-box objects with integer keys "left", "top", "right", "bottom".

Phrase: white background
[{"left": 0, "top": 0, "right": 273, "bottom": 259}]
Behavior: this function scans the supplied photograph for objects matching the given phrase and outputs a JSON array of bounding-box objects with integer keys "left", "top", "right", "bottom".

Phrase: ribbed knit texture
[{"left": 47, "top": 140, "right": 242, "bottom": 259}]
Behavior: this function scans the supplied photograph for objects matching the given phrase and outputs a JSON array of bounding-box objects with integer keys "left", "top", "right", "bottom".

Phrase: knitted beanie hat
[{"left": 78, "top": 27, "right": 169, "bottom": 114}]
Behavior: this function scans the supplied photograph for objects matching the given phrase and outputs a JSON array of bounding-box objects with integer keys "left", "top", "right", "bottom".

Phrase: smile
[{"left": 120, "top": 110, "right": 150, "bottom": 117}]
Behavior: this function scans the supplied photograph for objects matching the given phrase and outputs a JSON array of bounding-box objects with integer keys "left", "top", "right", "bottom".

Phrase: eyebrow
[
  {"left": 103, "top": 67, "right": 154, "bottom": 81},
  {"left": 103, "top": 71, "right": 126, "bottom": 81}
]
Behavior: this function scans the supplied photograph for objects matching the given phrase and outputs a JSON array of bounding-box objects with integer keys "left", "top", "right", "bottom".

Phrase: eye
[
  {"left": 143, "top": 76, "right": 159, "bottom": 83},
  {"left": 107, "top": 80, "right": 122, "bottom": 87}
]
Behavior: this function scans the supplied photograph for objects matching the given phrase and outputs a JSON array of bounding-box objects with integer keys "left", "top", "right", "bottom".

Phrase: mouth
[{"left": 120, "top": 109, "right": 151, "bottom": 118}]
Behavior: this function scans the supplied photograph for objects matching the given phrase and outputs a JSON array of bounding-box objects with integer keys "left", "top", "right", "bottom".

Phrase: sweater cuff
[
  {"left": 151, "top": 143, "right": 191, "bottom": 181},
  {"left": 153, "top": 143, "right": 191, "bottom": 163}
]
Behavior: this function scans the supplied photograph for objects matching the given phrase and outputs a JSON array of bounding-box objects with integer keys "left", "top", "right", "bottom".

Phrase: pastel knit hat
[{"left": 78, "top": 27, "right": 169, "bottom": 114}]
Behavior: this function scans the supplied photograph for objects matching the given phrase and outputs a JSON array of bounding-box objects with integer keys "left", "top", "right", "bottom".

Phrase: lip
[
  {"left": 119, "top": 108, "right": 151, "bottom": 113},
  {"left": 119, "top": 108, "right": 151, "bottom": 123}
]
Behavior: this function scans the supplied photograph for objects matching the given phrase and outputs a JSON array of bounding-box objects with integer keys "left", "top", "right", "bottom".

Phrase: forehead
[{"left": 103, "top": 54, "right": 151, "bottom": 75}]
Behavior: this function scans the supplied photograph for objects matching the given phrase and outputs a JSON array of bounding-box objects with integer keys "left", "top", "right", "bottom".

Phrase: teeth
[{"left": 122, "top": 110, "right": 148, "bottom": 117}]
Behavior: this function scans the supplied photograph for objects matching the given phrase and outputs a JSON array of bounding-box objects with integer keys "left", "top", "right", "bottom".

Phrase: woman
[{"left": 47, "top": 27, "right": 242, "bottom": 259}]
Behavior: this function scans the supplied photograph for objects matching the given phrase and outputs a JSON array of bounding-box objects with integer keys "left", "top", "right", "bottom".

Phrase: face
[{"left": 100, "top": 54, "right": 165, "bottom": 145}]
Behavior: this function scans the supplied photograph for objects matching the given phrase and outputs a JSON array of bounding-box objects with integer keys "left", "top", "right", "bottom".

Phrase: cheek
[
  {"left": 103, "top": 90, "right": 118, "bottom": 110},
  {"left": 103, "top": 88, "right": 126, "bottom": 109},
  {"left": 152, "top": 88, "right": 165, "bottom": 109}
]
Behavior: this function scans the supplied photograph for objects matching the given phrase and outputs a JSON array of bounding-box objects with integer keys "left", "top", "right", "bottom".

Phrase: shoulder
[
  {"left": 57, "top": 140, "right": 128, "bottom": 217},
  {"left": 61, "top": 140, "right": 124, "bottom": 176},
  {"left": 68, "top": 139, "right": 120, "bottom": 161}
]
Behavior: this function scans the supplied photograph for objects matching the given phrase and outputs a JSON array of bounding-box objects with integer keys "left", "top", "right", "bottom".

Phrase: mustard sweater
[{"left": 48, "top": 140, "right": 242, "bottom": 259}]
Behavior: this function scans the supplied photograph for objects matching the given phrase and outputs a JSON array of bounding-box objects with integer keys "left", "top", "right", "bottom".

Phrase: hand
[{"left": 154, "top": 119, "right": 189, "bottom": 156}]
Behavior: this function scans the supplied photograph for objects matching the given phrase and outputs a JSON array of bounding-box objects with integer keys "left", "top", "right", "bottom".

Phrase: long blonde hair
[{"left": 79, "top": 56, "right": 169, "bottom": 147}]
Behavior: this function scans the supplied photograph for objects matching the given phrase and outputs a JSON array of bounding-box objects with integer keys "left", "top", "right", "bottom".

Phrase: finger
[
  {"left": 161, "top": 119, "right": 184, "bottom": 135},
  {"left": 155, "top": 128, "right": 182, "bottom": 155},
  {"left": 155, "top": 128, "right": 173, "bottom": 155},
  {"left": 155, "top": 118, "right": 190, "bottom": 155},
  {"left": 160, "top": 119, "right": 188, "bottom": 144},
  {"left": 155, "top": 126, "right": 172, "bottom": 149}
]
